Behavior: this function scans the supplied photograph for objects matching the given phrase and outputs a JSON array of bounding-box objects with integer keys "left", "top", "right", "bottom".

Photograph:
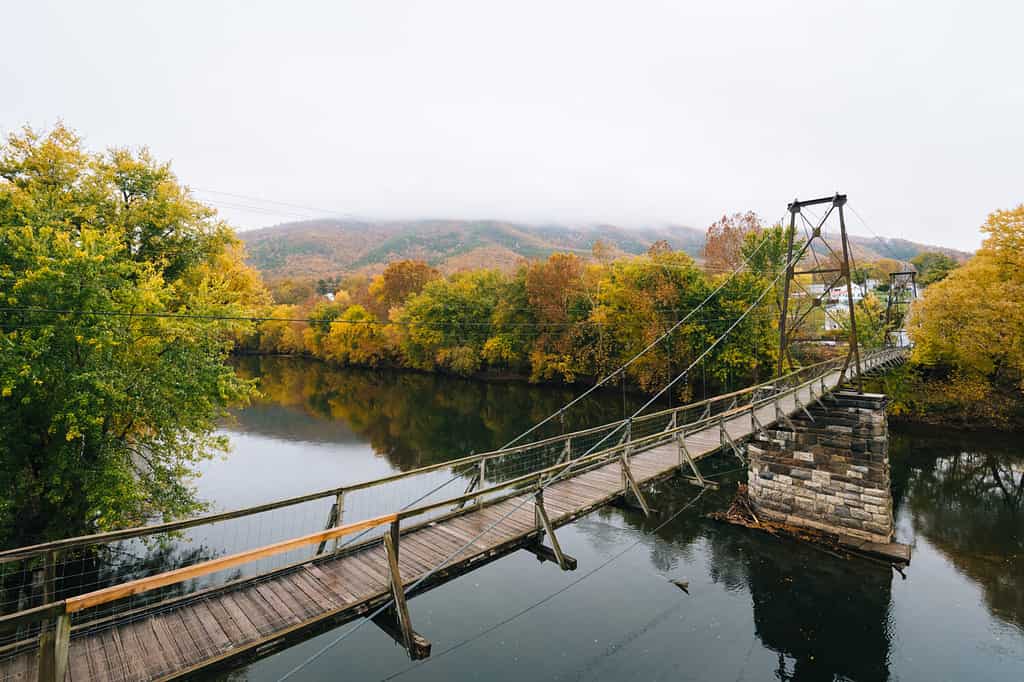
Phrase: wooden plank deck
[{"left": 0, "top": 367, "right": 851, "bottom": 681}]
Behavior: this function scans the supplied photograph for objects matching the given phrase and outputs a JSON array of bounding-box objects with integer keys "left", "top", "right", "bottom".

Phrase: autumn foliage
[
  {"left": 703, "top": 211, "right": 763, "bottom": 272},
  {"left": 242, "top": 248, "right": 781, "bottom": 398},
  {"left": 909, "top": 205, "right": 1024, "bottom": 391}
]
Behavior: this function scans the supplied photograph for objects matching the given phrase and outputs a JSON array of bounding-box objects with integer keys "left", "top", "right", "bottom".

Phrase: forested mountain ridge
[
  {"left": 240, "top": 219, "right": 701, "bottom": 279},
  {"left": 239, "top": 218, "right": 970, "bottom": 280}
]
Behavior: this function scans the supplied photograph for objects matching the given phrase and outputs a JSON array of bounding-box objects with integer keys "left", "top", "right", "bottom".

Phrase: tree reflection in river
[
  {"left": 891, "top": 426, "right": 1024, "bottom": 632},
  {"left": 598, "top": 479, "right": 895, "bottom": 682},
  {"left": 231, "top": 356, "right": 650, "bottom": 471}
]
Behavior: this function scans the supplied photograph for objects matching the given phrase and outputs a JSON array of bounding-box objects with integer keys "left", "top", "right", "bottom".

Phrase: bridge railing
[{"left": 0, "top": 348, "right": 906, "bottom": 664}]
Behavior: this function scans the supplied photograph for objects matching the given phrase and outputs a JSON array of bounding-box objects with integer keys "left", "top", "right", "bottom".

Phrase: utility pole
[{"left": 884, "top": 270, "right": 917, "bottom": 347}]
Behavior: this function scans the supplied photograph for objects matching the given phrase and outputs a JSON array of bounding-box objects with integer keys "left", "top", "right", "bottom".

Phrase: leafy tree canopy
[
  {"left": 0, "top": 124, "right": 268, "bottom": 545},
  {"left": 703, "top": 211, "right": 763, "bottom": 272},
  {"left": 909, "top": 205, "right": 1024, "bottom": 391},
  {"left": 910, "top": 251, "right": 959, "bottom": 287}
]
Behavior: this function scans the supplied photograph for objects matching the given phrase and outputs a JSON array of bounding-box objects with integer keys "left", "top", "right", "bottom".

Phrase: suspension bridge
[
  {"left": 0, "top": 194, "right": 914, "bottom": 680},
  {"left": 0, "top": 347, "right": 906, "bottom": 681}
]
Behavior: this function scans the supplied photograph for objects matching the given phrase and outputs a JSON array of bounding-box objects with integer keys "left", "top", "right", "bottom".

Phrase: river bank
[{"left": 865, "top": 364, "right": 1024, "bottom": 431}]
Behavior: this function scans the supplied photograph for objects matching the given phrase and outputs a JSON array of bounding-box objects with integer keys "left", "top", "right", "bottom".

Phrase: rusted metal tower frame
[
  {"left": 884, "top": 270, "right": 917, "bottom": 346},
  {"left": 776, "top": 193, "right": 863, "bottom": 391}
]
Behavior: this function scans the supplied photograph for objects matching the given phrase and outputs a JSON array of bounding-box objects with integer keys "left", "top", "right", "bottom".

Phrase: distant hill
[{"left": 238, "top": 218, "right": 970, "bottom": 281}]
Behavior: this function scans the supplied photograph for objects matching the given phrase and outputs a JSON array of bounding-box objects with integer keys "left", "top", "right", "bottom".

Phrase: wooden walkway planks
[{"left": 4, "top": 365, "right": 865, "bottom": 681}]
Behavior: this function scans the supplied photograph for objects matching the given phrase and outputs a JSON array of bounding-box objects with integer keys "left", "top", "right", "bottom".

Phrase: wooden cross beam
[
  {"left": 619, "top": 452, "right": 652, "bottom": 517},
  {"left": 794, "top": 393, "right": 815, "bottom": 422},
  {"left": 719, "top": 420, "right": 746, "bottom": 464}
]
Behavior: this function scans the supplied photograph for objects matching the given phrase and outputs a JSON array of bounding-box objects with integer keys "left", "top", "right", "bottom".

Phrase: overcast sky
[{"left": 3, "top": 1, "right": 1021, "bottom": 251}]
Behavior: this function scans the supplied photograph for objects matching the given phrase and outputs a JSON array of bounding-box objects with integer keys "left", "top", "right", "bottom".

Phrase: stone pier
[{"left": 747, "top": 391, "right": 894, "bottom": 544}]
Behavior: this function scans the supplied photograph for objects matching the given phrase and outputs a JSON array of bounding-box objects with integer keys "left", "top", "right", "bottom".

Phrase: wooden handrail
[
  {"left": 64, "top": 512, "right": 399, "bottom": 613},
  {"left": 0, "top": 352, "right": 885, "bottom": 564}
]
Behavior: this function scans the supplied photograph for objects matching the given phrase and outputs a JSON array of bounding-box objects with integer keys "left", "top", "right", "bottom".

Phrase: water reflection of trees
[
  {"left": 600, "top": 482, "right": 896, "bottom": 681},
  {"left": 891, "top": 427, "right": 1024, "bottom": 632},
  {"left": 231, "top": 356, "right": 650, "bottom": 471},
  {"left": 708, "top": 526, "right": 894, "bottom": 681}
]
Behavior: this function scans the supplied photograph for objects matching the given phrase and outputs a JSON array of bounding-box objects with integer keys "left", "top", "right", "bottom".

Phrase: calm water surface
[{"left": 201, "top": 357, "right": 1023, "bottom": 681}]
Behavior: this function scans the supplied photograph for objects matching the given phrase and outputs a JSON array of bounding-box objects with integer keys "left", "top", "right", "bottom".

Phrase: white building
[{"left": 824, "top": 304, "right": 848, "bottom": 331}]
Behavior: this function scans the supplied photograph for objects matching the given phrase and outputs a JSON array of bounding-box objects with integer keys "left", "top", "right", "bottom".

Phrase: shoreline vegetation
[{"left": 233, "top": 218, "right": 881, "bottom": 403}]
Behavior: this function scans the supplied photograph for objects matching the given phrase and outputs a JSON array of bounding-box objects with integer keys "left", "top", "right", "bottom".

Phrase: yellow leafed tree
[{"left": 909, "top": 205, "right": 1024, "bottom": 391}]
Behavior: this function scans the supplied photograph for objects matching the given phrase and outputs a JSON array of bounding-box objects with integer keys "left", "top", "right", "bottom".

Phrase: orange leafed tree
[
  {"left": 370, "top": 260, "right": 441, "bottom": 313},
  {"left": 525, "top": 253, "right": 586, "bottom": 324},
  {"left": 703, "top": 211, "right": 763, "bottom": 272}
]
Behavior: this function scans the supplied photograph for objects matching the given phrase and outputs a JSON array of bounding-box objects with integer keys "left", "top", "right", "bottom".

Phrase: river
[{"left": 198, "top": 357, "right": 1023, "bottom": 681}]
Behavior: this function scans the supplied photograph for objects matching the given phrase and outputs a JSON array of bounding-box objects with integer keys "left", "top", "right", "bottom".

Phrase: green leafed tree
[
  {"left": 396, "top": 270, "right": 510, "bottom": 376},
  {"left": 0, "top": 124, "right": 268, "bottom": 545},
  {"left": 910, "top": 251, "right": 959, "bottom": 287}
]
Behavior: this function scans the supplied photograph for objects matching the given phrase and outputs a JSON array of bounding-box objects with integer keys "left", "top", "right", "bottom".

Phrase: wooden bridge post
[
  {"left": 676, "top": 428, "right": 713, "bottom": 488},
  {"left": 750, "top": 406, "right": 766, "bottom": 439},
  {"left": 794, "top": 392, "right": 815, "bottom": 422},
  {"left": 773, "top": 393, "right": 795, "bottom": 430},
  {"left": 621, "top": 420, "right": 632, "bottom": 491},
  {"left": 381, "top": 522, "right": 431, "bottom": 659},
  {"left": 36, "top": 602, "right": 70, "bottom": 682},
  {"left": 719, "top": 417, "right": 746, "bottom": 464},
  {"left": 810, "top": 382, "right": 830, "bottom": 413},
  {"left": 332, "top": 491, "right": 345, "bottom": 553},
  {"left": 533, "top": 490, "right": 572, "bottom": 570},
  {"left": 317, "top": 490, "right": 346, "bottom": 555},
  {"left": 477, "top": 458, "right": 487, "bottom": 506}
]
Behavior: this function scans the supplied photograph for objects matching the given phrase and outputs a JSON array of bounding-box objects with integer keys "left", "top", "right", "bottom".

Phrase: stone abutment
[{"left": 747, "top": 391, "right": 894, "bottom": 544}]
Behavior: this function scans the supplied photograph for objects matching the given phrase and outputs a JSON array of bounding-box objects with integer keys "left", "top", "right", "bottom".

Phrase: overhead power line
[
  {"left": 191, "top": 188, "right": 363, "bottom": 221},
  {"left": 0, "top": 306, "right": 777, "bottom": 330}
]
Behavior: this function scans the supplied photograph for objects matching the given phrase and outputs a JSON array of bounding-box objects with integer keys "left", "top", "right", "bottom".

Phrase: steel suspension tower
[
  {"left": 776, "top": 193, "right": 864, "bottom": 391},
  {"left": 884, "top": 270, "right": 918, "bottom": 347}
]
